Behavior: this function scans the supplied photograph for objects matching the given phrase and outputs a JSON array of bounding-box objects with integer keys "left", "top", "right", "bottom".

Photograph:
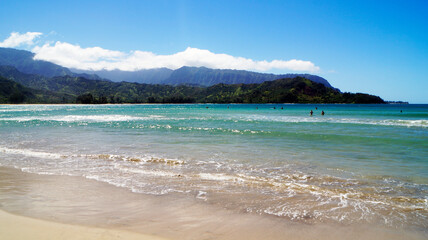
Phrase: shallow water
[
  {"left": 2, "top": 167, "right": 425, "bottom": 240},
  {"left": 0, "top": 104, "right": 427, "bottom": 231}
]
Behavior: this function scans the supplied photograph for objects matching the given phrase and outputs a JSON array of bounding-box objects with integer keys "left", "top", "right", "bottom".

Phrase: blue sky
[{"left": 0, "top": 0, "right": 427, "bottom": 103}]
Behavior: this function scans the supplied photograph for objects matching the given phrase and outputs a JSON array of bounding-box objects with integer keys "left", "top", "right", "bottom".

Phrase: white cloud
[
  {"left": 0, "top": 32, "right": 42, "bottom": 48},
  {"left": 33, "top": 41, "right": 320, "bottom": 72},
  {"left": 33, "top": 42, "right": 125, "bottom": 68}
]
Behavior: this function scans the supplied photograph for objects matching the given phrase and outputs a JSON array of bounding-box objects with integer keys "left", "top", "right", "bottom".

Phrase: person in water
[
  {"left": 321, "top": 111, "right": 325, "bottom": 116},
  {"left": 310, "top": 110, "right": 313, "bottom": 116}
]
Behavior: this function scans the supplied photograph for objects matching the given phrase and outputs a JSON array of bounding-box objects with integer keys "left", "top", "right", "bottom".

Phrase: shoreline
[{"left": 0, "top": 166, "right": 426, "bottom": 240}]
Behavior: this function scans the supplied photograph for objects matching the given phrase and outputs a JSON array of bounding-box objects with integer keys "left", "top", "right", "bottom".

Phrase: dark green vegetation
[
  {"left": 157, "top": 66, "right": 333, "bottom": 88},
  {"left": 0, "top": 76, "right": 73, "bottom": 103},
  {"left": 0, "top": 66, "right": 384, "bottom": 104},
  {"left": 0, "top": 76, "right": 33, "bottom": 103}
]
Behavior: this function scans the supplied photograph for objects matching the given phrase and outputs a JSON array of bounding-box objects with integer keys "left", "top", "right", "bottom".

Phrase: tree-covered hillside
[
  {"left": 0, "top": 76, "right": 34, "bottom": 103},
  {"left": 0, "top": 66, "right": 384, "bottom": 104},
  {"left": 193, "top": 77, "right": 383, "bottom": 104},
  {"left": 160, "top": 66, "right": 334, "bottom": 88},
  {"left": 0, "top": 76, "right": 74, "bottom": 103}
]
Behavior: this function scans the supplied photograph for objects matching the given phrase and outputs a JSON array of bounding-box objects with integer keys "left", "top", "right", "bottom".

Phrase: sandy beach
[{"left": 0, "top": 209, "right": 168, "bottom": 240}]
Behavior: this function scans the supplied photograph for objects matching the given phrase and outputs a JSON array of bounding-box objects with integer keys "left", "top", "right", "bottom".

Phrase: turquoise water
[{"left": 0, "top": 104, "right": 427, "bottom": 229}]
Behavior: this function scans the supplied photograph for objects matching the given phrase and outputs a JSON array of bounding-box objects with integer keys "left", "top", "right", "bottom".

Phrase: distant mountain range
[
  {"left": 0, "top": 47, "right": 101, "bottom": 80},
  {"left": 0, "top": 65, "right": 384, "bottom": 104},
  {"left": 72, "top": 66, "right": 334, "bottom": 88},
  {"left": 1, "top": 47, "right": 332, "bottom": 88},
  {"left": 0, "top": 47, "right": 385, "bottom": 104}
]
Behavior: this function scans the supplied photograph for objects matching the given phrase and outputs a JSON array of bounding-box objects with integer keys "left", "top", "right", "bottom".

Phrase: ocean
[{"left": 0, "top": 104, "right": 427, "bottom": 233}]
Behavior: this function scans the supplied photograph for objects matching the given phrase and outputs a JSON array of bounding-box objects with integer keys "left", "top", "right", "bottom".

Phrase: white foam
[
  {"left": 116, "top": 166, "right": 178, "bottom": 177},
  {"left": 198, "top": 173, "right": 247, "bottom": 182},
  {"left": 196, "top": 191, "right": 208, "bottom": 201},
  {"left": 0, "top": 105, "right": 67, "bottom": 112},
  {"left": 0, "top": 115, "right": 162, "bottom": 122},
  {"left": 0, "top": 146, "right": 64, "bottom": 159},
  {"left": 238, "top": 115, "right": 428, "bottom": 128},
  {"left": 334, "top": 118, "right": 428, "bottom": 128}
]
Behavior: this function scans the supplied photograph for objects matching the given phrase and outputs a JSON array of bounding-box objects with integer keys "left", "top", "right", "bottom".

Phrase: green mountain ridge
[
  {"left": 0, "top": 76, "right": 34, "bottom": 103},
  {"left": 0, "top": 66, "right": 384, "bottom": 104},
  {"left": 73, "top": 66, "right": 334, "bottom": 88},
  {"left": 0, "top": 76, "right": 74, "bottom": 104},
  {"left": 160, "top": 66, "right": 334, "bottom": 88}
]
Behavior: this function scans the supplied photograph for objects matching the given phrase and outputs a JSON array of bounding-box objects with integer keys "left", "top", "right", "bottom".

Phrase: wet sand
[{"left": 0, "top": 167, "right": 426, "bottom": 240}]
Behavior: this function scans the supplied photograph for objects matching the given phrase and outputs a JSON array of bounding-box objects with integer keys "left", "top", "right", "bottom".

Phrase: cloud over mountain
[{"left": 2, "top": 31, "right": 320, "bottom": 73}]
